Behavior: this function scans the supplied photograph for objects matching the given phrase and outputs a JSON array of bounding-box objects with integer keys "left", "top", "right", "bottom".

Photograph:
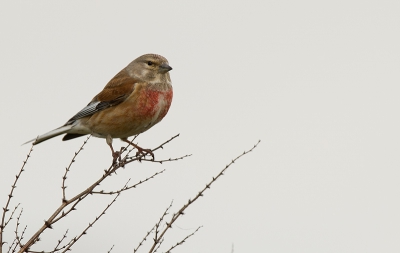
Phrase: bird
[{"left": 25, "top": 54, "right": 173, "bottom": 161}]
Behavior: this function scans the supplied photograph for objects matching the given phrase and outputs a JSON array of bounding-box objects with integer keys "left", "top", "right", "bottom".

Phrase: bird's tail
[{"left": 24, "top": 125, "right": 73, "bottom": 145}]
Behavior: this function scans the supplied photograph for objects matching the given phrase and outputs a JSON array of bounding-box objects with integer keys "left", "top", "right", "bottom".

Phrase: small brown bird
[{"left": 26, "top": 54, "right": 173, "bottom": 159}]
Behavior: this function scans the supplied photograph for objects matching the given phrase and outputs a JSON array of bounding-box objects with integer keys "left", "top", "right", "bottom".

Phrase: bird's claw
[
  {"left": 112, "top": 151, "right": 121, "bottom": 165},
  {"left": 135, "top": 148, "right": 154, "bottom": 161},
  {"left": 112, "top": 147, "right": 128, "bottom": 166}
]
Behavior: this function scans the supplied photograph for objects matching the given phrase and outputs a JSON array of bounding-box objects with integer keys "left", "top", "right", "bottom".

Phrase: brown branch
[
  {"left": 11, "top": 238, "right": 18, "bottom": 253},
  {"left": 165, "top": 226, "right": 202, "bottom": 253},
  {"left": 1, "top": 144, "right": 34, "bottom": 250},
  {"left": 133, "top": 226, "right": 155, "bottom": 253},
  {"left": 135, "top": 154, "right": 192, "bottom": 164},
  {"left": 133, "top": 201, "right": 173, "bottom": 253},
  {"left": 61, "top": 184, "right": 126, "bottom": 253},
  {"left": 148, "top": 140, "right": 261, "bottom": 253},
  {"left": 150, "top": 134, "right": 180, "bottom": 153},
  {"left": 3, "top": 204, "right": 20, "bottom": 232},
  {"left": 6, "top": 237, "right": 17, "bottom": 253},
  {"left": 62, "top": 136, "right": 91, "bottom": 201},
  {"left": 92, "top": 170, "right": 165, "bottom": 195},
  {"left": 10, "top": 134, "right": 184, "bottom": 252},
  {"left": 153, "top": 201, "right": 173, "bottom": 245},
  {"left": 152, "top": 238, "right": 163, "bottom": 253},
  {"left": 51, "top": 196, "right": 86, "bottom": 224},
  {"left": 18, "top": 142, "right": 119, "bottom": 251},
  {"left": 107, "top": 245, "right": 114, "bottom": 253},
  {"left": 26, "top": 230, "right": 70, "bottom": 253},
  {"left": 51, "top": 229, "right": 68, "bottom": 253},
  {"left": 13, "top": 209, "right": 25, "bottom": 249}
]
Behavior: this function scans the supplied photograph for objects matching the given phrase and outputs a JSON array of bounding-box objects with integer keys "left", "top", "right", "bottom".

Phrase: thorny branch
[
  {"left": 133, "top": 226, "right": 155, "bottom": 253},
  {"left": 151, "top": 202, "right": 174, "bottom": 252},
  {"left": 13, "top": 209, "right": 25, "bottom": 250},
  {"left": 61, "top": 182, "right": 128, "bottom": 253},
  {"left": 133, "top": 202, "right": 175, "bottom": 253},
  {"left": 1, "top": 135, "right": 260, "bottom": 253},
  {"left": 3, "top": 204, "right": 20, "bottom": 234},
  {"left": 10, "top": 134, "right": 187, "bottom": 253},
  {"left": 51, "top": 229, "right": 69, "bottom": 253},
  {"left": 107, "top": 245, "right": 114, "bottom": 253},
  {"left": 165, "top": 226, "right": 202, "bottom": 253},
  {"left": 92, "top": 170, "right": 165, "bottom": 195},
  {"left": 62, "top": 136, "right": 91, "bottom": 201},
  {"left": 134, "top": 154, "right": 192, "bottom": 164},
  {"left": 147, "top": 140, "right": 261, "bottom": 253},
  {"left": 0, "top": 144, "right": 34, "bottom": 251},
  {"left": 6, "top": 237, "right": 17, "bottom": 253}
]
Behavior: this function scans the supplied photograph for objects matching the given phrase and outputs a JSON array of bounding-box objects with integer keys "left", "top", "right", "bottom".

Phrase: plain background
[{"left": 1, "top": 1, "right": 399, "bottom": 252}]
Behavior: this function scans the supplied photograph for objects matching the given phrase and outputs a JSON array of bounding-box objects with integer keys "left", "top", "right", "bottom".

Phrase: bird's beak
[{"left": 159, "top": 63, "right": 173, "bottom": 73}]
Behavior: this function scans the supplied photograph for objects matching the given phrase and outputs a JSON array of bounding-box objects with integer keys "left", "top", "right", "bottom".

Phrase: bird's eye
[{"left": 147, "top": 61, "right": 153, "bottom": 66}]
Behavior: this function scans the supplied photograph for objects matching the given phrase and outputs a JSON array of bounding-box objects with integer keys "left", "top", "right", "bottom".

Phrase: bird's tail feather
[{"left": 24, "top": 125, "right": 73, "bottom": 145}]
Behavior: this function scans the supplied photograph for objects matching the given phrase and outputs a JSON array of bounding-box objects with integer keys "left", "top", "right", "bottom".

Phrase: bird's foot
[
  {"left": 112, "top": 150, "right": 121, "bottom": 164},
  {"left": 112, "top": 147, "right": 128, "bottom": 166},
  {"left": 120, "top": 138, "right": 154, "bottom": 161},
  {"left": 135, "top": 147, "right": 154, "bottom": 161}
]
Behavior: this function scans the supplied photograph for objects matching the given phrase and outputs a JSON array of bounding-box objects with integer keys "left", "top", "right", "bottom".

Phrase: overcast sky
[{"left": 1, "top": 1, "right": 399, "bottom": 252}]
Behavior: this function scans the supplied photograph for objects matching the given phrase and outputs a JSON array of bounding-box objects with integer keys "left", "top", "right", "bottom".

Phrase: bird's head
[{"left": 127, "top": 54, "right": 172, "bottom": 85}]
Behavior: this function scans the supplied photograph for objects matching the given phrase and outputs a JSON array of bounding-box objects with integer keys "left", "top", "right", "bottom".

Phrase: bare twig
[
  {"left": 62, "top": 136, "right": 91, "bottom": 201},
  {"left": 133, "top": 202, "right": 174, "bottom": 253},
  {"left": 51, "top": 196, "right": 86, "bottom": 225},
  {"left": 164, "top": 226, "right": 202, "bottom": 253},
  {"left": 6, "top": 237, "right": 17, "bottom": 253},
  {"left": 133, "top": 226, "right": 155, "bottom": 253},
  {"left": 154, "top": 201, "right": 174, "bottom": 244},
  {"left": 148, "top": 140, "right": 261, "bottom": 253},
  {"left": 153, "top": 238, "right": 163, "bottom": 253},
  {"left": 3, "top": 204, "right": 20, "bottom": 232},
  {"left": 107, "top": 244, "right": 114, "bottom": 253},
  {"left": 50, "top": 229, "right": 69, "bottom": 253},
  {"left": 93, "top": 170, "right": 165, "bottom": 195},
  {"left": 151, "top": 134, "right": 180, "bottom": 153},
  {"left": 11, "top": 238, "right": 18, "bottom": 253},
  {"left": 136, "top": 154, "right": 192, "bottom": 164},
  {"left": 19, "top": 135, "right": 185, "bottom": 253},
  {"left": 61, "top": 183, "right": 127, "bottom": 253},
  {"left": 13, "top": 209, "right": 25, "bottom": 249},
  {"left": 1, "top": 144, "right": 34, "bottom": 250}
]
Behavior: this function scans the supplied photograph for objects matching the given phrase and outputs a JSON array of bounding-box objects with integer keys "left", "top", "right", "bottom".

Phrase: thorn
[{"left": 44, "top": 221, "right": 53, "bottom": 229}]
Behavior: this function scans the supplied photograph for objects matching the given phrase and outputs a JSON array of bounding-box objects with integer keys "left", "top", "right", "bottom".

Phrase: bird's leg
[
  {"left": 106, "top": 135, "right": 121, "bottom": 163},
  {"left": 121, "top": 138, "right": 154, "bottom": 161}
]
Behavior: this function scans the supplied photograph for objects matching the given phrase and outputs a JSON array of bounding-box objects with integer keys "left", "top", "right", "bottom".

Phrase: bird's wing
[{"left": 65, "top": 69, "right": 138, "bottom": 125}]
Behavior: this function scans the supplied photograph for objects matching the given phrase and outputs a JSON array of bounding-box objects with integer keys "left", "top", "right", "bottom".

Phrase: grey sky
[{"left": 1, "top": 1, "right": 399, "bottom": 252}]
